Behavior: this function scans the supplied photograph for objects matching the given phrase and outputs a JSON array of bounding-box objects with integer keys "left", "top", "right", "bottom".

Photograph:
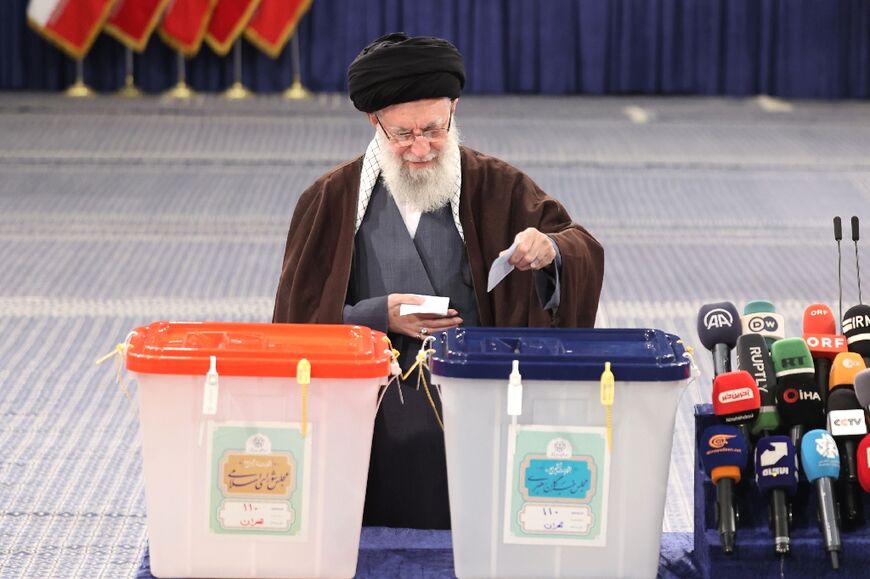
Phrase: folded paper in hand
[
  {"left": 487, "top": 240, "right": 519, "bottom": 292},
  {"left": 399, "top": 295, "right": 450, "bottom": 316}
]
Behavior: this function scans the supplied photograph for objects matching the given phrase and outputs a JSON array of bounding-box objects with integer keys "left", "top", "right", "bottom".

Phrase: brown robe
[{"left": 273, "top": 146, "right": 604, "bottom": 327}]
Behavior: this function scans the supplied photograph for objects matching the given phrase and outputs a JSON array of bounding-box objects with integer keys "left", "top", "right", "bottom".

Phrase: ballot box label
[
  {"left": 208, "top": 422, "right": 311, "bottom": 538},
  {"left": 504, "top": 425, "right": 609, "bottom": 546}
]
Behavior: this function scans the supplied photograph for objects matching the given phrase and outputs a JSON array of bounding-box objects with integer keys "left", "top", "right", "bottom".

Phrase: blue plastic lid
[{"left": 430, "top": 327, "right": 690, "bottom": 381}]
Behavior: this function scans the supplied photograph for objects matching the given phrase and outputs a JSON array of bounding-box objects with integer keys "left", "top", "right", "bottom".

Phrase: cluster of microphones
[{"left": 696, "top": 216, "right": 869, "bottom": 569}]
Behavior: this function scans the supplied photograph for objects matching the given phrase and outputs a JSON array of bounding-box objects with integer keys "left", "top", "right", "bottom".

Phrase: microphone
[
  {"left": 771, "top": 338, "right": 824, "bottom": 452},
  {"left": 827, "top": 388, "right": 868, "bottom": 526},
  {"left": 697, "top": 302, "right": 742, "bottom": 377},
  {"left": 801, "top": 429, "right": 843, "bottom": 570},
  {"left": 699, "top": 425, "right": 748, "bottom": 554},
  {"left": 854, "top": 368, "right": 870, "bottom": 413},
  {"left": 852, "top": 216, "right": 862, "bottom": 305},
  {"left": 754, "top": 436, "right": 798, "bottom": 555},
  {"left": 829, "top": 351, "right": 867, "bottom": 392},
  {"left": 735, "top": 334, "right": 779, "bottom": 434},
  {"left": 857, "top": 433, "right": 870, "bottom": 493},
  {"left": 803, "top": 303, "right": 847, "bottom": 405},
  {"left": 741, "top": 300, "right": 785, "bottom": 349},
  {"left": 835, "top": 216, "right": 843, "bottom": 331},
  {"left": 842, "top": 304, "right": 870, "bottom": 366}
]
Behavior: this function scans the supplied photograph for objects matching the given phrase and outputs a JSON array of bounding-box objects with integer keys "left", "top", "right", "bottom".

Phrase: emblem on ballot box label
[
  {"left": 208, "top": 423, "right": 311, "bottom": 538},
  {"left": 504, "top": 426, "right": 610, "bottom": 546}
]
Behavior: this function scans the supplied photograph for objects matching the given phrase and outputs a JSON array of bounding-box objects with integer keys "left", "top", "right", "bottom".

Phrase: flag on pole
[
  {"left": 27, "top": 0, "right": 118, "bottom": 59},
  {"left": 159, "top": 0, "right": 217, "bottom": 56},
  {"left": 245, "top": 0, "right": 311, "bottom": 59},
  {"left": 104, "top": 0, "right": 172, "bottom": 52},
  {"left": 204, "top": 0, "right": 261, "bottom": 56}
]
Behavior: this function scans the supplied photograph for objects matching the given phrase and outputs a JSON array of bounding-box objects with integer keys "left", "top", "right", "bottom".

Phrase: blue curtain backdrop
[{"left": 1, "top": 0, "right": 868, "bottom": 98}]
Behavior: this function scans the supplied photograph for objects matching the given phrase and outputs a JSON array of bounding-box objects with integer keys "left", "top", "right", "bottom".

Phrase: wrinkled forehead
[{"left": 378, "top": 98, "right": 452, "bottom": 128}]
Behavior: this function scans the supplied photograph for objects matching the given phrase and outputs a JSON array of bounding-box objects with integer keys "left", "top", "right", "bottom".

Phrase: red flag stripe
[
  {"left": 158, "top": 0, "right": 217, "bottom": 56},
  {"left": 244, "top": 0, "right": 311, "bottom": 59},
  {"left": 27, "top": 0, "right": 118, "bottom": 59},
  {"left": 204, "top": 0, "right": 261, "bottom": 56},
  {"left": 104, "top": 0, "right": 172, "bottom": 52}
]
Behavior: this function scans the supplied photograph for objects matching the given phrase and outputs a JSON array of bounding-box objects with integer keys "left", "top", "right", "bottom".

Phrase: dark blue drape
[{"left": 2, "top": 0, "right": 868, "bottom": 98}]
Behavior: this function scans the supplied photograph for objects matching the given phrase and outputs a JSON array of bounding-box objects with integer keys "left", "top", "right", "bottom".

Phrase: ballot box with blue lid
[{"left": 431, "top": 327, "right": 692, "bottom": 579}]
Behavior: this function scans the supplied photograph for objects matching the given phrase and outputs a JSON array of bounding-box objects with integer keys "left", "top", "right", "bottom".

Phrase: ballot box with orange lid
[{"left": 125, "top": 322, "right": 391, "bottom": 578}]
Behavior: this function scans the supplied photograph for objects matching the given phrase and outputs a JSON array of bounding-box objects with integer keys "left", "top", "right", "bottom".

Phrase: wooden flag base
[
  {"left": 223, "top": 81, "right": 253, "bottom": 100},
  {"left": 65, "top": 80, "right": 95, "bottom": 98},
  {"left": 283, "top": 77, "right": 310, "bottom": 100},
  {"left": 165, "top": 81, "right": 195, "bottom": 99}
]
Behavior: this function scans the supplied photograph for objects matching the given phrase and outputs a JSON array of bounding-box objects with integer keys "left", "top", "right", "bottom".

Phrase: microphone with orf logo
[
  {"left": 699, "top": 425, "right": 748, "bottom": 555},
  {"left": 803, "top": 303, "right": 847, "bottom": 405},
  {"left": 827, "top": 388, "right": 867, "bottom": 527},
  {"left": 697, "top": 302, "right": 742, "bottom": 377}
]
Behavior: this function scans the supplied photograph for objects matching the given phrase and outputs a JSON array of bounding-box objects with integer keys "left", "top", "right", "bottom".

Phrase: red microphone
[
  {"left": 858, "top": 434, "right": 870, "bottom": 493},
  {"left": 713, "top": 371, "right": 761, "bottom": 449},
  {"left": 803, "top": 304, "right": 848, "bottom": 405}
]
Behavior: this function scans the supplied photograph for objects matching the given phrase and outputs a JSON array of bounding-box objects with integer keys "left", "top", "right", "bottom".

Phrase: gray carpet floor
[{"left": 0, "top": 92, "right": 868, "bottom": 577}]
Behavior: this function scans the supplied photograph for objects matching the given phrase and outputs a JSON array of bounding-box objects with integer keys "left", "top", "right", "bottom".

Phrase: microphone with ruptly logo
[
  {"left": 697, "top": 302, "right": 742, "bottom": 377},
  {"left": 827, "top": 388, "right": 867, "bottom": 526},
  {"left": 842, "top": 304, "right": 870, "bottom": 366},
  {"left": 803, "top": 303, "right": 847, "bottom": 406},
  {"left": 736, "top": 334, "right": 779, "bottom": 435},
  {"left": 754, "top": 435, "right": 798, "bottom": 555},
  {"left": 700, "top": 425, "right": 747, "bottom": 555},
  {"left": 742, "top": 300, "right": 785, "bottom": 349},
  {"left": 801, "top": 429, "right": 843, "bottom": 570},
  {"left": 857, "top": 433, "right": 870, "bottom": 493},
  {"left": 772, "top": 338, "right": 824, "bottom": 453}
]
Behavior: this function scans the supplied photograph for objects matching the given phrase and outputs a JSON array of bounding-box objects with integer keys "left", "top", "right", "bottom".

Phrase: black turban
[{"left": 347, "top": 33, "right": 465, "bottom": 113}]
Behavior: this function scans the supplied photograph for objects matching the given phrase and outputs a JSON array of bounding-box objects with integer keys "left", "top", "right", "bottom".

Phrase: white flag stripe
[{"left": 27, "top": 0, "right": 64, "bottom": 27}]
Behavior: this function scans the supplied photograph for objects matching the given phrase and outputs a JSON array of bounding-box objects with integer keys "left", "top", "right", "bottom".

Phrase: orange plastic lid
[{"left": 126, "top": 322, "right": 391, "bottom": 379}]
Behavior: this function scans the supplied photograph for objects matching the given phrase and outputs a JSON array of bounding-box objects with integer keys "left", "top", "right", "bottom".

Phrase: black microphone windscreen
[
  {"left": 843, "top": 304, "right": 870, "bottom": 357},
  {"left": 834, "top": 216, "right": 843, "bottom": 241},
  {"left": 776, "top": 378, "right": 825, "bottom": 427},
  {"left": 852, "top": 216, "right": 860, "bottom": 242},
  {"left": 736, "top": 333, "right": 777, "bottom": 395},
  {"left": 827, "top": 387, "right": 861, "bottom": 413},
  {"left": 697, "top": 302, "right": 742, "bottom": 350},
  {"left": 855, "top": 370, "right": 870, "bottom": 408}
]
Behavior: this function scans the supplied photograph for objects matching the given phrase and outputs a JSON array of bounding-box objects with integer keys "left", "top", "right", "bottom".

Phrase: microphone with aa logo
[
  {"left": 736, "top": 334, "right": 779, "bottom": 435},
  {"left": 842, "top": 304, "right": 870, "bottom": 367},
  {"left": 827, "top": 388, "right": 868, "bottom": 527},
  {"left": 854, "top": 368, "right": 870, "bottom": 414},
  {"left": 857, "top": 433, "right": 870, "bottom": 493},
  {"left": 742, "top": 300, "right": 785, "bottom": 349},
  {"left": 829, "top": 351, "right": 867, "bottom": 392},
  {"left": 801, "top": 429, "right": 843, "bottom": 570},
  {"left": 698, "top": 302, "right": 742, "bottom": 377},
  {"left": 803, "top": 303, "right": 847, "bottom": 405},
  {"left": 772, "top": 338, "right": 824, "bottom": 453},
  {"left": 700, "top": 425, "right": 747, "bottom": 554},
  {"left": 754, "top": 436, "right": 798, "bottom": 555}
]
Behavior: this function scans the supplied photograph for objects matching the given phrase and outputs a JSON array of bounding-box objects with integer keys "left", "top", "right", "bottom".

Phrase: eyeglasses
[{"left": 375, "top": 102, "right": 454, "bottom": 147}]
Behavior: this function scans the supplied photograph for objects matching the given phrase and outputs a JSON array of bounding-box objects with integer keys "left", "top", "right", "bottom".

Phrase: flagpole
[
  {"left": 65, "top": 58, "right": 95, "bottom": 98},
  {"left": 224, "top": 40, "right": 253, "bottom": 100},
  {"left": 117, "top": 47, "right": 142, "bottom": 98},
  {"left": 283, "top": 34, "right": 310, "bottom": 100},
  {"left": 165, "top": 51, "right": 194, "bottom": 99}
]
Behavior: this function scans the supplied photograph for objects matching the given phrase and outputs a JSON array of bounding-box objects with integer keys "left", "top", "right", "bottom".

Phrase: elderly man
[{"left": 273, "top": 33, "right": 604, "bottom": 529}]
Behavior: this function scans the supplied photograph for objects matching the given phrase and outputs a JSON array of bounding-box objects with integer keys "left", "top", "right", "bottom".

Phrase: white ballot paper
[
  {"left": 487, "top": 240, "right": 519, "bottom": 292},
  {"left": 399, "top": 295, "right": 450, "bottom": 316}
]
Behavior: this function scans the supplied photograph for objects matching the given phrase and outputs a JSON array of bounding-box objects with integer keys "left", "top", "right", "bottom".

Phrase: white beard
[{"left": 376, "top": 124, "right": 461, "bottom": 214}]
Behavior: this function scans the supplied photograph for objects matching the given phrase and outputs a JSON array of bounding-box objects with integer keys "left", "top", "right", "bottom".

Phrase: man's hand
[
  {"left": 503, "top": 227, "right": 557, "bottom": 271},
  {"left": 388, "top": 294, "right": 463, "bottom": 339}
]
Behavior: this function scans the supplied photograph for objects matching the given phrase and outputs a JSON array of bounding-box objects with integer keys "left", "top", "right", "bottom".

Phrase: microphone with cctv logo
[
  {"left": 712, "top": 371, "right": 760, "bottom": 451},
  {"left": 803, "top": 303, "right": 847, "bottom": 405},
  {"left": 857, "top": 433, "right": 870, "bottom": 493},
  {"left": 854, "top": 369, "right": 870, "bottom": 414},
  {"left": 742, "top": 300, "right": 785, "bottom": 349},
  {"left": 754, "top": 436, "right": 798, "bottom": 555},
  {"left": 772, "top": 338, "right": 824, "bottom": 453},
  {"left": 829, "top": 352, "right": 867, "bottom": 392},
  {"left": 827, "top": 388, "right": 867, "bottom": 527},
  {"left": 801, "top": 429, "right": 843, "bottom": 570},
  {"left": 700, "top": 425, "right": 747, "bottom": 554},
  {"left": 697, "top": 302, "right": 742, "bottom": 377},
  {"left": 736, "top": 334, "right": 779, "bottom": 435},
  {"left": 842, "top": 304, "right": 870, "bottom": 366}
]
